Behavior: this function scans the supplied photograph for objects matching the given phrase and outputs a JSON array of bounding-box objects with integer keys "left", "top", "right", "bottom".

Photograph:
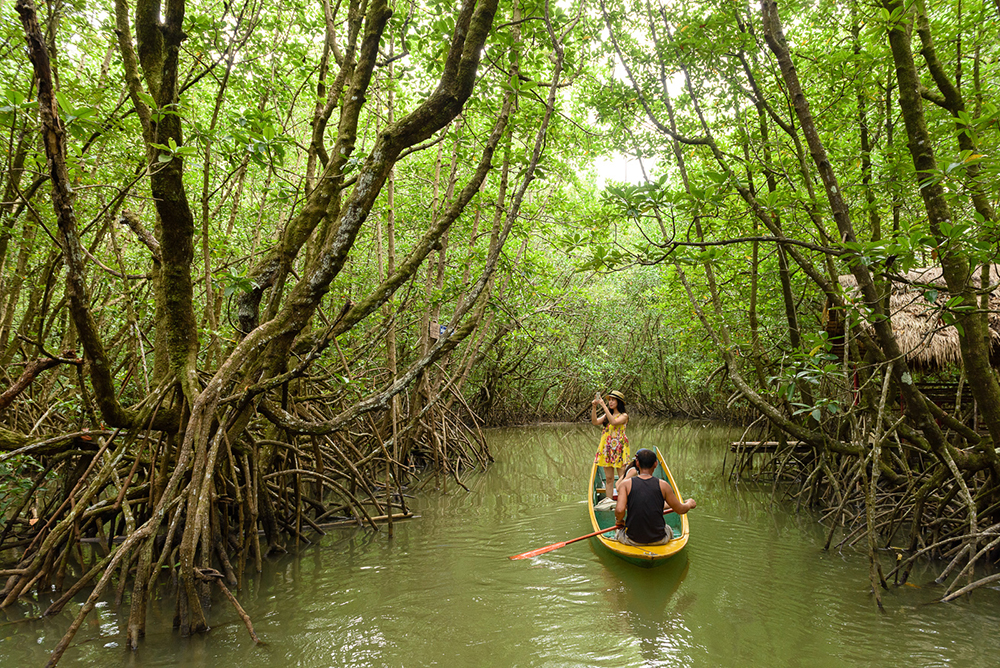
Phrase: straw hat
[{"left": 605, "top": 390, "right": 625, "bottom": 402}]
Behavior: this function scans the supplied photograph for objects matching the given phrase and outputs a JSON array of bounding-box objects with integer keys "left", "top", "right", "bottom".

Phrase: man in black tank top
[{"left": 614, "top": 448, "right": 697, "bottom": 547}]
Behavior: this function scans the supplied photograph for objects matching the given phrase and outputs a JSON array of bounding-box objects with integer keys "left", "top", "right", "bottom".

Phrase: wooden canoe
[{"left": 588, "top": 446, "right": 689, "bottom": 567}]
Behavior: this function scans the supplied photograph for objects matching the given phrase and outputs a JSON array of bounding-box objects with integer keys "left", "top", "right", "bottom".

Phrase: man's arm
[
  {"left": 660, "top": 479, "right": 696, "bottom": 514},
  {"left": 614, "top": 479, "right": 629, "bottom": 525}
]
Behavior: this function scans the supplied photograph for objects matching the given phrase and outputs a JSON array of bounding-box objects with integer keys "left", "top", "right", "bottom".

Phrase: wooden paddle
[{"left": 508, "top": 508, "right": 675, "bottom": 560}]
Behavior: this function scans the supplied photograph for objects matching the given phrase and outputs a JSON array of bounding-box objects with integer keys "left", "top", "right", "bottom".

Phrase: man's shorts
[{"left": 615, "top": 525, "right": 672, "bottom": 546}]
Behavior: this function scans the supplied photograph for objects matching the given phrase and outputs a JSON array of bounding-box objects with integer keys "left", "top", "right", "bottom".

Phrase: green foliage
[
  {"left": 770, "top": 331, "right": 844, "bottom": 417},
  {"left": 1, "top": 0, "right": 998, "bottom": 431}
]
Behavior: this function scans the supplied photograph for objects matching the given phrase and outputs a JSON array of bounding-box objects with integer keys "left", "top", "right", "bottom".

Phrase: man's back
[{"left": 624, "top": 476, "right": 667, "bottom": 543}]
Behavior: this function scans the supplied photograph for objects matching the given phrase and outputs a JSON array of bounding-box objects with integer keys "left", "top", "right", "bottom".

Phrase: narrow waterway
[{"left": 4, "top": 420, "right": 1000, "bottom": 667}]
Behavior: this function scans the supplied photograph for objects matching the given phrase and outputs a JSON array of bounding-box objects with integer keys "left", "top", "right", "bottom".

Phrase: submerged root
[{"left": 731, "top": 429, "right": 1000, "bottom": 603}]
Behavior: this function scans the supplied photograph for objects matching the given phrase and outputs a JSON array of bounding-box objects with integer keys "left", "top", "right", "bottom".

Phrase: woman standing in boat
[{"left": 591, "top": 390, "right": 629, "bottom": 500}]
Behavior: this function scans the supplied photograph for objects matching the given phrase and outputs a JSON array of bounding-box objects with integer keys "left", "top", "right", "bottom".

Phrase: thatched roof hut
[{"left": 835, "top": 267, "right": 1000, "bottom": 369}]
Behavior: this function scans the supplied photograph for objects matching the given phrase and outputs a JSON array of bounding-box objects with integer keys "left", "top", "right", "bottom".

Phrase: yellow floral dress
[{"left": 595, "top": 420, "right": 629, "bottom": 467}]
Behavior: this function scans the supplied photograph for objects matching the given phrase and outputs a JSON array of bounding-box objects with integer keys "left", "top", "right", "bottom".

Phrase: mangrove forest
[{"left": 1, "top": 0, "right": 1000, "bottom": 662}]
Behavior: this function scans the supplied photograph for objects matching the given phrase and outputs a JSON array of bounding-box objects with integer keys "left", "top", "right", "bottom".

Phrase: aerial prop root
[{"left": 195, "top": 567, "right": 265, "bottom": 645}]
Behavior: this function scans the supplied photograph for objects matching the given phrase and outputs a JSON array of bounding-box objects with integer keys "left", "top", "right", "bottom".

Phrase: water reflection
[
  {"left": 594, "top": 549, "right": 689, "bottom": 617},
  {"left": 594, "top": 548, "right": 692, "bottom": 667}
]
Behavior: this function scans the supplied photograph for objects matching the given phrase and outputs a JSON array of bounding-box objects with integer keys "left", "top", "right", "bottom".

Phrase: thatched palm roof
[{"left": 836, "top": 267, "right": 1000, "bottom": 369}]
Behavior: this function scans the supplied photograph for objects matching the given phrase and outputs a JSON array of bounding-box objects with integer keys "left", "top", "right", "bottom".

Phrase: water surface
[{"left": 2, "top": 420, "right": 1000, "bottom": 667}]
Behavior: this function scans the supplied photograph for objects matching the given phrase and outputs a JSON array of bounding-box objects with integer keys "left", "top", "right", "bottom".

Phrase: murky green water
[{"left": 3, "top": 420, "right": 1000, "bottom": 667}]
